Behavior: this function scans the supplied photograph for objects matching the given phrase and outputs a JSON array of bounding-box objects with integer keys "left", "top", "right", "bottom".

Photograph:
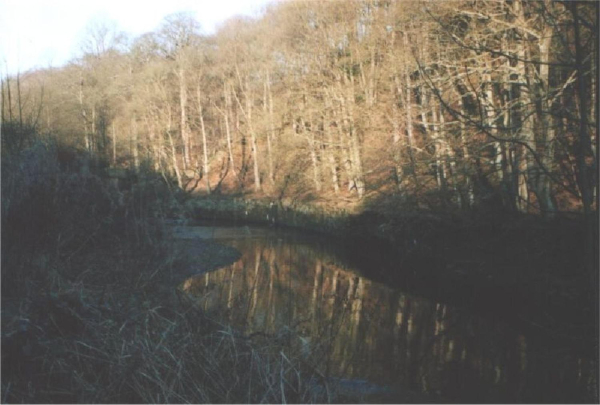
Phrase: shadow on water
[{"left": 177, "top": 224, "right": 597, "bottom": 403}]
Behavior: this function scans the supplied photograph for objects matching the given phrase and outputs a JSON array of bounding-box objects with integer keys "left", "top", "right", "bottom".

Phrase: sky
[{"left": 0, "top": 0, "right": 274, "bottom": 75}]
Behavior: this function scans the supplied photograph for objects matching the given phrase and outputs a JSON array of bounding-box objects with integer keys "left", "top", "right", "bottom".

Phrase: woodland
[
  {"left": 3, "top": 0, "right": 597, "bottom": 214},
  {"left": 1, "top": 0, "right": 598, "bottom": 403}
]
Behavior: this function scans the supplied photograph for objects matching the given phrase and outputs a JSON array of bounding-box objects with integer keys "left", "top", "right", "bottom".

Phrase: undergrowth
[{"left": 1, "top": 130, "right": 338, "bottom": 403}]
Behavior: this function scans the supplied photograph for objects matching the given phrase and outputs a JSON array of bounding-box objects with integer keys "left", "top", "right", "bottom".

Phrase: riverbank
[
  {"left": 2, "top": 220, "right": 240, "bottom": 403},
  {"left": 0, "top": 138, "right": 432, "bottom": 403},
  {"left": 0, "top": 141, "right": 336, "bottom": 403},
  {"left": 3, "top": 221, "right": 358, "bottom": 403},
  {"left": 2, "top": 224, "right": 434, "bottom": 403},
  {"left": 185, "top": 195, "right": 598, "bottom": 348}
]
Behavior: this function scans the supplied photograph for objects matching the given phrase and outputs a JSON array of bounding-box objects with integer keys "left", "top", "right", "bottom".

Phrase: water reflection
[{"left": 182, "top": 226, "right": 597, "bottom": 403}]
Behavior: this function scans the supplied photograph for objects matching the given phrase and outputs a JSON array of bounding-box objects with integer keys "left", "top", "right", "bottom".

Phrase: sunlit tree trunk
[
  {"left": 430, "top": 100, "right": 446, "bottom": 190},
  {"left": 392, "top": 76, "right": 404, "bottom": 190},
  {"left": 340, "top": 74, "right": 365, "bottom": 198},
  {"left": 264, "top": 70, "right": 275, "bottom": 185},
  {"left": 301, "top": 92, "right": 322, "bottom": 192},
  {"left": 5, "top": 74, "right": 13, "bottom": 121},
  {"left": 111, "top": 121, "right": 117, "bottom": 165},
  {"left": 223, "top": 81, "right": 236, "bottom": 178},
  {"left": 246, "top": 82, "right": 261, "bottom": 191},
  {"left": 16, "top": 72, "right": 23, "bottom": 128},
  {"left": 197, "top": 83, "right": 211, "bottom": 193},
  {"left": 401, "top": 34, "right": 419, "bottom": 188},
  {"left": 305, "top": 117, "right": 322, "bottom": 192},
  {"left": 143, "top": 114, "right": 159, "bottom": 171},
  {"left": 482, "top": 57, "right": 504, "bottom": 183},
  {"left": 534, "top": 18, "right": 557, "bottom": 215},
  {"left": 513, "top": 1, "right": 533, "bottom": 212},
  {"left": 166, "top": 107, "right": 182, "bottom": 188},
  {"left": 324, "top": 92, "right": 340, "bottom": 194},
  {"left": 179, "top": 68, "right": 190, "bottom": 170},
  {"left": 130, "top": 116, "right": 139, "bottom": 170},
  {"left": 454, "top": 85, "right": 474, "bottom": 207},
  {"left": 438, "top": 104, "right": 459, "bottom": 201},
  {"left": 78, "top": 72, "right": 91, "bottom": 153},
  {"left": 331, "top": 90, "right": 355, "bottom": 193},
  {"left": 91, "top": 105, "right": 96, "bottom": 154},
  {"left": 0, "top": 78, "right": 5, "bottom": 124}
]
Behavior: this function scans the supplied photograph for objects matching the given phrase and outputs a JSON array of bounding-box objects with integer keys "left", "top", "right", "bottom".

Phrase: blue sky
[{"left": 0, "top": 0, "right": 274, "bottom": 75}]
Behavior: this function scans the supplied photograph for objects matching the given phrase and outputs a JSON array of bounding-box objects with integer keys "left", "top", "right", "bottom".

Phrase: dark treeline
[{"left": 2, "top": 0, "right": 597, "bottom": 216}]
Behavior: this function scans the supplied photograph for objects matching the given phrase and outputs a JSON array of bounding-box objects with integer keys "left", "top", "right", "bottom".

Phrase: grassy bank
[
  {"left": 1, "top": 138, "right": 365, "bottom": 403},
  {"left": 186, "top": 194, "right": 593, "bottom": 254}
]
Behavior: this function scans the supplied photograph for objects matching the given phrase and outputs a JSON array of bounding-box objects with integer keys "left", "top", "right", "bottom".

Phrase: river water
[{"left": 176, "top": 224, "right": 597, "bottom": 403}]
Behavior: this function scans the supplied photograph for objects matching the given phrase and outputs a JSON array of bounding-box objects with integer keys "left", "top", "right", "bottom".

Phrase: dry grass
[
  {"left": 1, "top": 137, "right": 340, "bottom": 404},
  {"left": 1, "top": 247, "right": 338, "bottom": 403}
]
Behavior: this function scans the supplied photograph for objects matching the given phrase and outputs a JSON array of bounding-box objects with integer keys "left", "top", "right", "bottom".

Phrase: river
[{"left": 175, "top": 223, "right": 597, "bottom": 403}]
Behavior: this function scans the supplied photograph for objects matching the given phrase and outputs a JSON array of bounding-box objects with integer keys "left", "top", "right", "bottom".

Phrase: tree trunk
[
  {"left": 430, "top": 100, "right": 446, "bottom": 190},
  {"left": 78, "top": 73, "right": 91, "bottom": 153},
  {"left": 340, "top": 75, "right": 365, "bottom": 198},
  {"left": 111, "top": 122, "right": 117, "bottom": 165},
  {"left": 246, "top": 83, "right": 261, "bottom": 191},
  {"left": 265, "top": 70, "right": 275, "bottom": 185},
  {"left": 570, "top": 1, "right": 596, "bottom": 292},
  {"left": 482, "top": 58, "right": 504, "bottom": 184},
  {"left": 455, "top": 86, "right": 474, "bottom": 207},
  {"left": 402, "top": 48, "right": 419, "bottom": 187},
  {"left": 199, "top": 103, "right": 211, "bottom": 193},
  {"left": 167, "top": 107, "right": 182, "bottom": 188},
  {"left": 324, "top": 110, "right": 340, "bottom": 194},
  {"left": 570, "top": 2, "right": 594, "bottom": 215},
  {"left": 5, "top": 75, "right": 13, "bottom": 121},
  {"left": 179, "top": 68, "right": 190, "bottom": 170},
  {"left": 300, "top": 91, "right": 322, "bottom": 193},
  {"left": 392, "top": 76, "right": 403, "bottom": 190},
  {"left": 0, "top": 78, "right": 5, "bottom": 125},
  {"left": 514, "top": 3, "right": 533, "bottom": 212},
  {"left": 223, "top": 81, "right": 236, "bottom": 177},
  {"left": 91, "top": 105, "right": 97, "bottom": 154},
  {"left": 131, "top": 116, "right": 139, "bottom": 170},
  {"left": 438, "top": 104, "right": 459, "bottom": 201},
  {"left": 534, "top": 18, "right": 557, "bottom": 215},
  {"left": 197, "top": 83, "right": 211, "bottom": 193},
  {"left": 304, "top": 117, "right": 322, "bottom": 192},
  {"left": 16, "top": 72, "right": 23, "bottom": 128},
  {"left": 330, "top": 88, "right": 355, "bottom": 193}
]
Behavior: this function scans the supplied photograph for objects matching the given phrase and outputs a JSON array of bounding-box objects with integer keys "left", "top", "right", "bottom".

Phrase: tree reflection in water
[{"left": 182, "top": 226, "right": 597, "bottom": 403}]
